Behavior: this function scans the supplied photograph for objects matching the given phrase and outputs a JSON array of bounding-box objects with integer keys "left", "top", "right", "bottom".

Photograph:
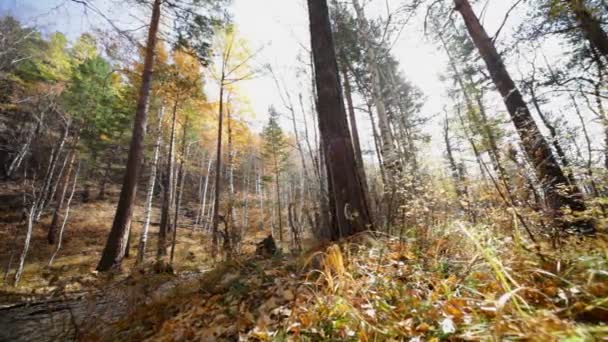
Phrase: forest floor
[
  {"left": 97, "top": 229, "right": 606, "bottom": 342},
  {"left": 0, "top": 198, "right": 212, "bottom": 300},
  {"left": 0, "top": 191, "right": 273, "bottom": 300},
  {"left": 1, "top": 186, "right": 607, "bottom": 341},
  {"left": 106, "top": 229, "right": 608, "bottom": 341}
]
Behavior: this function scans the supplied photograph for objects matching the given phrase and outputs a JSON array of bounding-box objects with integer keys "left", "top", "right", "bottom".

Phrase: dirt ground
[{"left": 0, "top": 184, "right": 273, "bottom": 302}]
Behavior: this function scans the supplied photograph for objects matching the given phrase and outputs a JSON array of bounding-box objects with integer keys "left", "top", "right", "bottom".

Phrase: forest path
[{"left": 0, "top": 270, "right": 206, "bottom": 341}]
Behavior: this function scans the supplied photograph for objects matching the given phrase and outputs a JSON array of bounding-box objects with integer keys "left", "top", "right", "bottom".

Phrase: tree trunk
[
  {"left": 273, "top": 153, "right": 283, "bottom": 242},
  {"left": 289, "top": 95, "right": 311, "bottom": 195},
  {"left": 242, "top": 164, "right": 250, "bottom": 228},
  {"left": 96, "top": 0, "right": 162, "bottom": 271},
  {"left": 35, "top": 120, "right": 70, "bottom": 221},
  {"left": 437, "top": 30, "right": 488, "bottom": 180},
  {"left": 196, "top": 155, "right": 213, "bottom": 228},
  {"left": 97, "top": 151, "right": 113, "bottom": 201},
  {"left": 206, "top": 181, "right": 216, "bottom": 232},
  {"left": 307, "top": 0, "right": 372, "bottom": 240},
  {"left": 227, "top": 104, "right": 238, "bottom": 227},
  {"left": 212, "top": 81, "right": 225, "bottom": 256},
  {"left": 170, "top": 122, "right": 189, "bottom": 265},
  {"left": 573, "top": 92, "right": 600, "bottom": 197},
  {"left": 455, "top": 0, "right": 591, "bottom": 230},
  {"left": 298, "top": 93, "right": 322, "bottom": 185},
  {"left": 341, "top": 65, "right": 371, "bottom": 215},
  {"left": 366, "top": 101, "right": 387, "bottom": 184},
  {"left": 137, "top": 104, "right": 165, "bottom": 265},
  {"left": 6, "top": 112, "right": 44, "bottom": 178},
  {"left": 6, "top": 136, "right": 32, "bottom": 178},
  {"left": 455, "top": 104, "right": 487, "bottom": 181},
  {"left": 443, "top": 115, "right": 466, "bottom": 199},
  {"left": 158, "top": 101, "right": 178, "bottom": 261},
  {"left": 529, "top": 87, "right": 578, "bottom": 188},
  {"left": 475, "top": 93, "right": 509, "bottom": 180},
  {"left": 48, "top": 161, "right": 79, "bottom": 266},
  {"left": 567, "top": 0, "right": 608, "bottom": 58},
  {"left": 48, "top": 141, "right": 78, "bottom": 245},
  {"left": 47, "top": 150, "right": 70, "bottom": 215},
  {"left": 13, "top": 204, "right": 35, "bottom": 286},
  {"left": 257, "top": 162, "right": 264, "bottom": 230},
  {"left": 352, "top": 0, "right": 399, "bottom": 182}
]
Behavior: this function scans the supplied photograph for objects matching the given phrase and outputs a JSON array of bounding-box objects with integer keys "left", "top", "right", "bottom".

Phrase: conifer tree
[{"left": 261, "top": 106, "right": 290, "bottom": 243}]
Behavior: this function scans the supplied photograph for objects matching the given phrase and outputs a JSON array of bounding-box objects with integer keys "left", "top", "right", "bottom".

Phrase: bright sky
[
  {"left": 1, "top": 0, "right": 601, "bottom": 170},
  {"left": 230, "top": 0, "right": 536, "bottom": 163}
]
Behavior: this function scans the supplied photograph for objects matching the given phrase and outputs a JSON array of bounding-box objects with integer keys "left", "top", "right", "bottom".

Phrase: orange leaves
[
  {"left": 443, "top": 298, "right": 466, "bottom": 319},
  {"left": 133, "top": 230, "right": 608, "bottom": 341},
  {"left": 389, "top": 248, "right": 415, "bottom": 262}
]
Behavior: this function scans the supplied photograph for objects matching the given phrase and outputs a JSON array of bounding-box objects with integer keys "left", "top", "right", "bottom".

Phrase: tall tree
[
  {"left": 137, "top": 104, "right": 165, "bottom": 264},
  {"left": 454, "top": 0, "right": 592, "bottom": 231},
  {"left": 157, "top": 100, "right": 178, "bottom": 261},
  {"left": 351, "top": 0, "right": 400, "bottom": 184},
  {"left": 307, "top": 0, "right": 372, "bottom": 240},
  {"left": 261, "top": 107, "right": 290, "bottom": 242},
  {"left": 97, "top": 0, "right": 162, "bottom": 271},
  {"left": 565, "top": 0, "right": 608, "bottom": 58},
  {"left": 210, "top": 25, "right": 258, "bottom": 255}
]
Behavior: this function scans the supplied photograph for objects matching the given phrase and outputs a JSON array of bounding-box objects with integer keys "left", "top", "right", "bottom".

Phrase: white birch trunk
[
  {"left": 137, "top": 105, "right": 164, "bottom": 264},
  {"left": 48, "top": 162, "right": 80, "bottom": 266}
]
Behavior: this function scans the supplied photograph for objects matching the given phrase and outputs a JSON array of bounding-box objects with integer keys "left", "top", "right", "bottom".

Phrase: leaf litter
[{"left": 113, "top": 224, "right": 608, "bottom": 341}]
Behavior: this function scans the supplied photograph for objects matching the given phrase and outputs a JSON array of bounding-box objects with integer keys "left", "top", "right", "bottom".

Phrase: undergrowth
[{"left": 118, "top": 221, "right": 608, "bottom": 341}]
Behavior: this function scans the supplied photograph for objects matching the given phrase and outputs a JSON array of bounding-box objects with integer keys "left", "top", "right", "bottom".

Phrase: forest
[{"left": 0, "top": 0, "right": 607, "bottom": 340}]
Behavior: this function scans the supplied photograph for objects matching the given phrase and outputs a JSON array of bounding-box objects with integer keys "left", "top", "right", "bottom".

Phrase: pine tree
[
  {"left": 261, "top": 106, "right": 290, "bottom": 243},
  {"left": 307, "top": 0, "right": 372, "bottom": 239},
  {"left": 454, "top": 0, "right": 593, "bottom": 232}
]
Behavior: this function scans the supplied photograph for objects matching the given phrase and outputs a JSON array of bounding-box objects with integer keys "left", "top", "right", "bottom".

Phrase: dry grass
[
  {"left": 120, "top": 223, "right": 608, "bottom": 341},
  {"left": 3, "top": 182, "right": 606, "bottom": 340}
]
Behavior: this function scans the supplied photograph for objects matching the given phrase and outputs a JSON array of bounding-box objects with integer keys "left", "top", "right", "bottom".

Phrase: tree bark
[
  {"left": 341, "top": 66, "right": 371, "bottom": 215},
  {"left": 257, "top": 161, "right": 264, "bottom": 230},
  {"left": 48, "top": 137, "right": 79, "bottom": 245},
  {"left": 212, "top": 81, "right": 225, "bottom": 256},
  {"left": 6, "top": 112, "right": 44, "bottom": 178},
  {"left": 289, "top": 94, "right": 311, "bottom": 196},
  {"left": 273, "top": 153, "right": 283, "bottom": 242},
  {"left": 455, "top": 0, "right": 591, "bottom": 230},
  {"left": 437, "top": 30, "right": 488, "bottom": 179},
  {"left": 97, "top": 0, "right": 162, "bottom": 271},
  {"left": 298, "top": 93, "right": 322, "bottom": 185},
  {"left": 529, "top": 87, "right": 578, "bottom": 188},
  {"left": 196, "top": 155, "right": 212, "bottom": 228},
  {"left": 97, "top": 151, "right": 113, "bottom": 201},
  {"left": 366, "top": 101, "right": 387, "bottom": 185},
  {"left": 170, "top": 120, "right": 189, "bottom": 265},
  {"left": 48, "top": 161, "right": 79, "bottom": 266},
  {"left": 573, "top": 92, "right": 600, "bottom": 197},
  {"left": 443, "top": 115, "right": 466, "bottom": 199},
  {"left": 567, "top": 0, "right": 608, "bottom": 58},
  {"left": 352, "top": 0, "right": 400, "bottom": 183},
  {"left": 242, "top": 162, "right": 250, "bottom": 228},
  {"left": 158, "top": 101, "right": 178, "bottom": 261},
  {"left": 227, "top": 104, "right": 238, "bottom": 228},
  {"left": 307, "top": 0, "right": 372, "bottom": 240},
  {"left": 13, "top": 204, "right": 35, "bottom": 286},
  {"left": 35, "top": 120, "right": 69, "bottom": 221},
  {"left": 137, "top": 104, "right": 165, "bottom": 265}
]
